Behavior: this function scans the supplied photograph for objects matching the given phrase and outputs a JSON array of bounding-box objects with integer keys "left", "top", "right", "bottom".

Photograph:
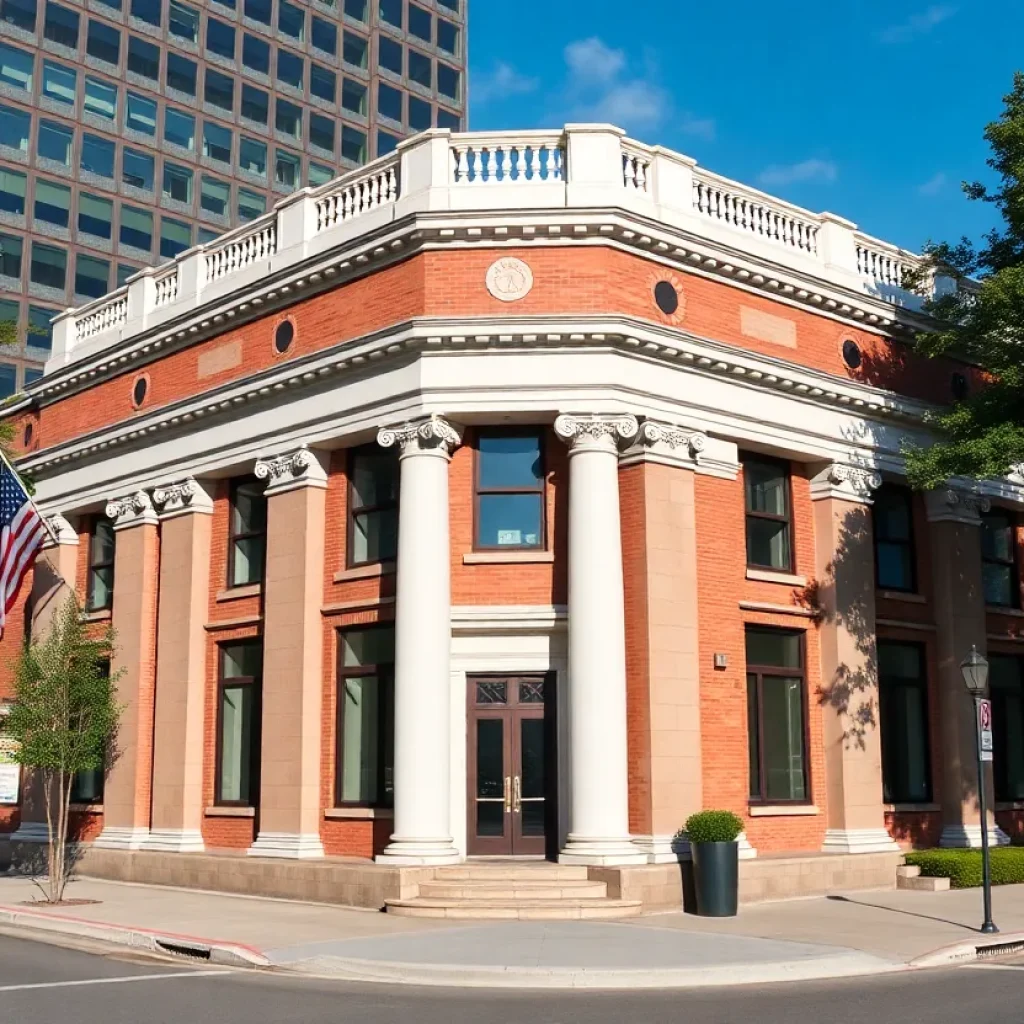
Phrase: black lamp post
[{"left": 960, "top": 645, "right": 998, "bottom": 935}]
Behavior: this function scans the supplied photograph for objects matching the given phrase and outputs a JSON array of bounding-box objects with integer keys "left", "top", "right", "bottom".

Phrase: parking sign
[{"left": 979, "top": 699, "right": 994, "bottom": 762}]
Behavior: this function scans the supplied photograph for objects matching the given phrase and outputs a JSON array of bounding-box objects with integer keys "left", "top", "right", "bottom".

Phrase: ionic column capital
[
  {"left": 810, "top": 463, "right": 882, "bottom": 505},
  {"left": 925, "top": 487, "right": 991, "bottom": 525},
  {"left": 255, "top": 444, "right": 328, "bottom": 495},
  {"left": 41, "top": 513, "right": 78, "bottom": 548},
  {"left": 620, "top": 418, "right": 707, "bottom": 470},
  {"left": 554, "top": 413, "right": 639, "bottom": 454},
  {"left": 151, "top": 477, "right": 213, "bottom": 518},
  {"left": 377, "top": 415, "right": 461, "bottom": 460},
  {"left": 106, "top": 490, "right": 158, "bottom": 530}
]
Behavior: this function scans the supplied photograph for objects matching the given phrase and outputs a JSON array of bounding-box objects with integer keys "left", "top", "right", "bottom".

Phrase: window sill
[
  {"left": 324, "top": 807, "right": 394, "bottom": 820},
  {"left": 884, "top": 802, "right": 940, "bottom": 813},
  {"left": 80, "top": 609, "right": 112, "bottom": 623},
  {"left": 333, "top": 562, "right": 396, "bottom": 583},
  {"left": 205, "top": 806, "right": 255, "bottom": 818},
  {"left": 746, "top": 569, "right": 807, "bottom": 587},
  {"left": 878, "top": 591, "right": 927, "bottom": 604},
  {"left": 70, "top": 803, "right": 103, "bottom": 814},
  {"left": 748, "top": 804, "right": 819, "bottom": 817},
  {"left": 216, "top": 583, "right": 262, "bottom": 602},
  {"left": 986, "top": 605, "right": 1024, "bottom": 617},
  {"left": 463, "top": 551, "right": 554, "bottom": 565}
]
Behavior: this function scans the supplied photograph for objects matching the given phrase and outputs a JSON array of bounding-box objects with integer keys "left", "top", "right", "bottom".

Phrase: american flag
[{"left": 0, "top": 459, "right": 46, "bottom": 639}]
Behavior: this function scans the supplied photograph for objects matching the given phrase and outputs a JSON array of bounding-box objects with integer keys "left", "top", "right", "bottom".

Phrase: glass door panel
[{"left": 475, "top": 717, "right": 508, "bottom": 841}]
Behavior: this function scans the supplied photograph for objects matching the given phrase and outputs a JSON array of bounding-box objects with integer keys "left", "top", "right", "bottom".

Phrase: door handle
[
  {"left": 504, "top": 776, "right": 512, "bottom": 813},
  {"left": 513, "top": 775, "right": 521, "bottom": 814}
]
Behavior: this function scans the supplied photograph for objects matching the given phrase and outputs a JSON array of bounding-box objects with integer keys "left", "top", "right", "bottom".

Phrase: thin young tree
[{"left": 4, "top": 596, "right": 121, "bottom": 903}]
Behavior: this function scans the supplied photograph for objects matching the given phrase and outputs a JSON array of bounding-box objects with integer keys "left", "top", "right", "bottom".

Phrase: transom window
[
  {"left": 336, "top": 625, "right": 395, "bottom": 807},
  {"left": 743, "top": 455, "right": 792, "bottom": 572},
  {"left": 990, "top": 655, "right": 1024, "bottom": 803},
  {"left": 348, "top": 446, "right": 398, "bottom": 566},
  {"left": 746, "top": 627, "right": 807, "bottom": 804},
  {"left": 87, "top": 517, "right": 115, "bottom": 612},
  {"left": 982, "top": 509, "right": 1018, "bottom": 608},
  {"left": 878, "top": 640, "right": 931, "bottom": 804},
  {"left": 228, "top": 478, "right": 266, "bottom": 587},
  {"left": 216, "top": 641, "right": 262, "bottom": 806},
  {"left": 475, "top": 429, "right": 545, "bottom": 551},
  {"left": 873, "top": 485, "right": 916, "bottom": 593}
]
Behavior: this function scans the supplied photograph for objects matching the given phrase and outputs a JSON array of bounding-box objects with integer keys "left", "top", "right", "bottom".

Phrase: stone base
[
  {"left": 247, "top": 832, "right": 325, "bottom": 859},
  {"left": 143, "top": 829, "right": 205, "bottom": 854},
  {"left": 559, "top": 835, "right": 650, "bottom": 866},
  {"left": 632, "top": 834, "right": 687, "bottom": 864},
  {"left": 738, "top": 831, "right": 758, "bottom": 860},
  {"left": 375, "top": 837, "right": 461, "bottom": 866},
  {"left": 939, "top": 824, "right": 1011, "bottom": 849},
  {"left": 822, "top": 828, "right": 901, "bottom": 854},
  {"left": 92, "top": 826, "right": 150, "bottom": 851}
]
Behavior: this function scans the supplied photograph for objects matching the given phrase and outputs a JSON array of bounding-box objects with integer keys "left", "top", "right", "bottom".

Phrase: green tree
[
  {"left": 905, "top": 72, "right": 1024, "bottom": 489},
  {"left": 4, "top": 597, "right": 121, "bottom": 903}
]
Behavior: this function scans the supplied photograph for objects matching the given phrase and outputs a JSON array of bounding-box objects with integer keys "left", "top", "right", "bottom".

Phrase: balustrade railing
[
  {"left": 855, "top": 235, "right": 919, "bottom": 290},
  {"left": 154, "top": 267, "right": 179, "bottom": 307},
  {"left": 205, "top": 221, "right": 277, "bottom": 283},
  {"left": 75, "top": 292, "right": 128, "bottom": 341},
  {"left": 450, "top": 133, "right": 565, "bottom": 184},
  {"left": 316, "top": 158, "right": 399, "bottom": 231},
  {"left": 622, "top": 142, "right": 653, "bottom": 193}
]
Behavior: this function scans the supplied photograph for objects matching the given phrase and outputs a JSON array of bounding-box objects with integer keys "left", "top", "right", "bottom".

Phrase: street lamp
[{"left": 960, "top": 645, "right": 998, "bottom": 935}]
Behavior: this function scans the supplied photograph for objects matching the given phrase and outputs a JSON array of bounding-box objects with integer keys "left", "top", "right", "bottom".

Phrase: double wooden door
[{"left": 467, "top": 674, "right": 554, "bottom": 856}]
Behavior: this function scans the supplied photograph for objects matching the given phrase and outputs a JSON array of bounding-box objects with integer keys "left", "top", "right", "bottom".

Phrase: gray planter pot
[{"left": 691, "top": 840, "right": 739, "bottom": 917}]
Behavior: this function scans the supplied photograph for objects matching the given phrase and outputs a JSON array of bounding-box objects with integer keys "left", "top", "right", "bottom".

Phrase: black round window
[
  {"left": 952, "top": 372, "right": 969, "bottom": 400},
  {"left": 654, "top": 280, "right": 679, "bottom": 316},
  {"left": 132, "top": 375, "right": 148, "bottom": 407},
  {"left": 842, "top": 339, "right": 862, "bottom": 370},
  {"left": 23, "top": 422, "right": 33, "bottom": 447},
  {"left": 274, "top": 319, "right": 295, "bottom": 354}
]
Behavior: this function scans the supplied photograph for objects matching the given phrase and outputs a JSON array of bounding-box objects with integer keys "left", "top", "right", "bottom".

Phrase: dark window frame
[
  {"left": 227, "top": 476, "right": 266, "bottom": 589},
  {"left": 746, "top": 627, "right": 810, "bottom": 806},
  {"left": 346, "top": 444, "right": 398, "bottom": 569},
  {"left": 872, "top": 484, "right": 918, "bottom": 594},
  {"left": 877, "top": 639, "right": 933, "bottom": 804},
  {"left": 334, "top": 624, "right": 394, "bottom": 809},
  {"left": 86, "top": 515, "right": 115, "bottom": 612},
  {"left": 742, "top": 454, "right": 795, "bottom": 573},
  {"left": 982, "top": 508, "right": 1020, "bottom": 609},
  {"left": 473, "top": 427, "right": 546, "bottom": 553},
  {"left": 214, "top": 640, "right": 262, "bottom": 808},
  {"left": 990, "top": 654, "right": 1024, "bottom": 803}
]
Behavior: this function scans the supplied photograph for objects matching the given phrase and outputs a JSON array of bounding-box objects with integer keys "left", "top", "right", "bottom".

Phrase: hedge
[
  {"left": 682, "top": 810, "right": 744, "bottom": 844},
  {"left": 905, "top": 847, "right": 1024, "bottom": 888}
]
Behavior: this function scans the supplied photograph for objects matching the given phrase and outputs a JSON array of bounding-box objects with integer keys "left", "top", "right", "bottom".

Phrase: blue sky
[{"left": 467, "top": 1, "right": 1022, "bottom": 253}]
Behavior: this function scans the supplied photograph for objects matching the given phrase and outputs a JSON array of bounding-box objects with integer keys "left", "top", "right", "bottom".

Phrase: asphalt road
[{"left": 1, "top": 932, "right": 1023, "bottom": 1024}]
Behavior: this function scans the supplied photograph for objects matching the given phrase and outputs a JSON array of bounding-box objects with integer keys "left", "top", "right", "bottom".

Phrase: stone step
[
  {"left": 385, "top": 898, "right": 643, "bottom": 921},
  {"left": 419, "top": 879, "right": 608, "bottom": 900},
  {"left": 433, "top": 864, "right": 590, "bottom": 882},
  {"left": 896, "top": 865, "right": 921, "bottom": 879},
  {"left": 897, "top": 874, "right": 950, "bottom": 891}
]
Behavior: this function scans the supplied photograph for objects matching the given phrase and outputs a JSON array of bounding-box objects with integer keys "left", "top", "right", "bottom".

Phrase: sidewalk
[{"left": 0, "top": 873, "right": 1020, "bottom": 989}]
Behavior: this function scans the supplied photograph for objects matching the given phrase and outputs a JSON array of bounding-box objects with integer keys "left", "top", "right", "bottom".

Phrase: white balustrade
[
  {"left": 622, "top": 143, "right": 652, "bottom": 193},
  {"left": 205, "top": 222, "right": 277, "bottom": 283},
  {"left": 692, "top": 172, "right": 820, "bottom": 256},
  {"left": 855, "top": 235, "right": 918, "bottom": 289},
  {"left": 450, "top": 133, "right": 565, "bottom": 184},
  {"left": 154, "top": 268, "right": 179, "bottom": 307},
  {"left": 75, "top": 293, "right": 128, "bottom": 341},
  {"left": 315, "top": 159, "right": 399, "bottom": 231}
]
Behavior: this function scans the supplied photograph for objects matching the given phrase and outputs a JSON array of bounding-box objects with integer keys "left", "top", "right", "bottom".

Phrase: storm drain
[
  {"left": 155, "top": 939, "right": 214, "bottom": 961},
  {"left": 976, "top": 940, "right": 1024, "bottom": 960}
]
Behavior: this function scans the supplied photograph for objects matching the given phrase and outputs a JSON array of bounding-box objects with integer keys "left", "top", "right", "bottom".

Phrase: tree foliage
[
  {"left": 905, "top": 72, "right": 1024, "bottom": 489},
  {"left": 4, "top": 596, "right": 121, "bottom": 903}
]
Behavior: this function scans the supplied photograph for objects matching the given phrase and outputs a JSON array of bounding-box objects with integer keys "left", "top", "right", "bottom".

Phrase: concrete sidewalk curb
[
  {"left": 0, "top": 903, "right": 270, "bottom": 968},
  {"left": 910, "top": 931, "right": 1024, "bottom": 968},
  {"left": 272, "top": 951, "right": 905, "bottom": 990}
]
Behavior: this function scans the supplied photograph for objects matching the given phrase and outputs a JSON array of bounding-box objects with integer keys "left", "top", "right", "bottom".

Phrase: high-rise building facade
[{"left": 0, "top": 0, "right": 467, "bottom": 394}]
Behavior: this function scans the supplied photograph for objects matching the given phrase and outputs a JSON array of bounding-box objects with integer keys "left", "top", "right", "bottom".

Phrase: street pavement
[{"left": 1, "top": 932, "right": 1024, "bottom": 1024}]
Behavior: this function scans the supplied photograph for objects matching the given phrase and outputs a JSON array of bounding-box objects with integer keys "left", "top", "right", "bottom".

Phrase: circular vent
[
  {"left": 654, "top": 280, "right": 680, "bottom": 316},
  {"left": 842, "top": 339, "right": 862, "bottom": 370},
  {"left": 274, "top": 319, "right": 295, "bottom": 354},
  {"left": 131, "top": 374, "right": 148, "bottom": 408}
]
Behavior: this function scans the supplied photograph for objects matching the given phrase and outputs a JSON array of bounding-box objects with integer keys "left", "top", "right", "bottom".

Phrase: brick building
[{"left": 0, "top": 124, "right": 1019, "bottom": 912}]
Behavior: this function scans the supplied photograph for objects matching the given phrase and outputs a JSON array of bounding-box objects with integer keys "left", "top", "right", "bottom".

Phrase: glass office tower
[{"left": 0, "top": 0, "right": 467, "bottom": 392}]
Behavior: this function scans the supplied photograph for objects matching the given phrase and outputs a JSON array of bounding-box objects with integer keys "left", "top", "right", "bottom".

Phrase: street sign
[{"left": 978, "top": 699, "right": 994, "bottom": 763}]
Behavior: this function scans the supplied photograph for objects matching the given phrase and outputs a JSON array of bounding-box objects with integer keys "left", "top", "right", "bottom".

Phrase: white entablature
[{"left": 41, "top": 124, "right": 942, "bottom": 383}]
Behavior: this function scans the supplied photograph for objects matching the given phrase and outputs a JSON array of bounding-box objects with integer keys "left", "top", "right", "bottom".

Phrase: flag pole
[{"left": 0, "top": 445, "right": 61, "bottom": 555}]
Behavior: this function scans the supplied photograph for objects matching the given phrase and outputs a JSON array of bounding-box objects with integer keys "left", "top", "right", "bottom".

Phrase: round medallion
[{"left": 486, "top": 257, "right": 534, "bottom": 302}]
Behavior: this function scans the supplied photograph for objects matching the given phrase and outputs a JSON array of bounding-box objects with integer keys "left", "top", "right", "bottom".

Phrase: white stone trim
[
  {"left": 92, "top": 826, "right": 151, "bottom": 850},
  {"left": 554, "top": 412, "right": 639, "bottom": 454},
  {"left": 377, "top": 415, "right": 461, "bottom": 460},
  {"left": 151, "top": 477, "right": 214, "bottom": 518},
  {"left": 821, "top": 828, "right": 901, "bottom": 854},
  {"left": 925, "top": 487, "right": 992, "bottom": 525},
  {"left": 809, "top": 463, "right": 882, "bottom": 504},
  {"left": 633, "top": 833, "right": 689, "bottom": 864},
  {"left": 254, "top": 444, "right": 328, "bottom": 495},
  {"left": 142, "top": 829, "right": 205, "bottom": 853},
  {"left": 105, "top": 491, "right": 157, "bottom": 530},
  {"left": 41, "top": 513, "right": 78, "bottom": 548},
  {"left": 939, "top": 824, "right": 1011, "bottom": 849},
  {"left": 738, "top": 831, "right": 758, "bottom": 859},
  {"left": 247, "top": 831, "right": 326, "bottom": 859}
]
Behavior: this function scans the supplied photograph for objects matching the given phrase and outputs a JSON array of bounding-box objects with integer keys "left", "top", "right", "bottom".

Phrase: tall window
[
  {"left": 86, "top": 517, "right": 115, "bottom": 612},
  {"left": 873, "top": 485, "right": 916, "bottom": 592},
  {"left": 347, "top": 447, "right": 398, "bottom": 567},
  {"left": 216, "top": 642, "right": 262, "bottom": 806},
  {"left": 336, "top": 625, "right": 394, "bottom": 806},
  {"left": 990, "top": 655, "right": 1024, "bottom": 803},
  {"left": 746, "top": 627, "right": 807, "bottom": 803},
  {"left": 743, "top": 455, "right": 792, "bottom": 572},
  {"left": 475, "top": 429, "right": 545, "bottom": 550},
  {"left": 981, "top": 509, "right": 1018, "bottom": 608},
  {"left": 228, "top": 478, "right": 266, "bottom": 587},
  {"left": 878, "top": 641, "right": 931, "bottom": 803},
  {"left": 71, "top": 661, "right": 109, "bottom": 804}
]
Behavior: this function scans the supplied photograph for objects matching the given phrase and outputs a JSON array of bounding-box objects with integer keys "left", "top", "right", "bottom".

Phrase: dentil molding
[
  {"left": 105, "top": 490, "right": 158, "bottom": 530},
  {"left": 554, "top": 413, "right": 639, "bottom": 452},
  {"left": 255, "top": 444, "right": 328, "bottom": 494},
  {"left": 377, "top": 415, "right": 462, "bottom": 458},
  {"left": 151, "top": 476, "right": 214, "bottom": 517},
  {"left": 810, "top": 463, "right": 883, "bottom": 504}
]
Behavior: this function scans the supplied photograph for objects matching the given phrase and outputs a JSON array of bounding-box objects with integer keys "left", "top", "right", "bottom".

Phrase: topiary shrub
[
  {"left": 683, "top": 810, "right": 744, "bottom": 844},
  {"left": 905, "top": 847, "right": 1024, "bottom": 888}
]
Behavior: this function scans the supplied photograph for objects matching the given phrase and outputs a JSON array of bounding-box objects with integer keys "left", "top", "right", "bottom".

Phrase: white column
[
  {"left": 555, "top": 413, "right": 647, "bottom": 865},
  {"left": 375, "top": 416, "right": 461, "bottom": 865}
]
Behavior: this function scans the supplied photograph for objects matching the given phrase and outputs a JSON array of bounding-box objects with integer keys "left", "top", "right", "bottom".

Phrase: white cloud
[
  {"left": 918, "top": 172, "right": 947, "bottom": 196},
  {"left": 880, "top": 5, "right": 957, "bottom": 44},
  {"left": 576, "top": 80, "right": 671, "bottom": 131},
  {"left": 564, "top": 37, "right": 626, "bottom": 84},
  {"left": 758, "top": 159, "right": 838, "bottom": 188},
  {"left": 680, "top": 113, "right": 716, "bottom": 141},
  {"left": 471, "top": 61, "right": 539, "bottom": 107}
]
